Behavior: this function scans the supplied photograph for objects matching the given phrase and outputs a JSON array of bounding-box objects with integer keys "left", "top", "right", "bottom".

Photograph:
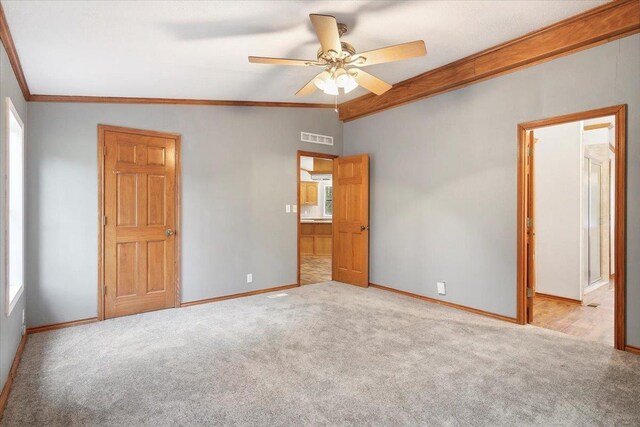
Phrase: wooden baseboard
[
  {"left": 369, "top": 283, "right": 518, "bottom": 324},
  {"left": 26, "top": 317, "right": 99, "bottom": 334},
  {"left": 24, "top": 284, "right": 300, "bottom": 334},
  {"left": 535, "top": 292, "right": 582, "bottom": 305},
  {"left": 180, "top": 284, "right": 299, "bottom": 307},
  {"left": 626, "top": 345, "right": 640, "bottom": 356},
  {"left": 0, "top": 334, "right": 27, "bottom": 420}
]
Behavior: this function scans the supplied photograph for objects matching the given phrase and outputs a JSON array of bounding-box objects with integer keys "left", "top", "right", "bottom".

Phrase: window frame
[{"left": 5, "top": 97, "right": 25, "bottom": 316}]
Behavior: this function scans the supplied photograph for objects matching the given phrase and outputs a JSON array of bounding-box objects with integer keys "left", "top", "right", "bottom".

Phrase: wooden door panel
[
  {"left": 147, "top": 175, "right": 167, "bottom": 226},
  {"left": 147, "top": 240, "right": 166, "bottom": 293},
  {"left": 147, "top": 146, "right": 166, "bottom": 166},
  {"left": 336, "top": 231, "right": 349, "bottom": 270},
  {"left": 116, "top": 143, "right": 137, "bottom": 164},
  {"left": 116, "top": 174, "right": 138, "bottom": 226},
  {"left": 333, "top": 154, "right": 369, "bottom": 287},
  {"left": 351, "top": 233, "right": 364, "bottom": 272},
  {"left": 103, "top": 127, "right": 178, "bottom": 319},
  {"left": 116, "top": 242, "right": 138, "bottom": 297}
]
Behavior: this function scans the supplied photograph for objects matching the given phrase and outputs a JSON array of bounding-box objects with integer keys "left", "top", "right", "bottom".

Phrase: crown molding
[
  {"left": 339, "top": 0, "right": 640, "bottom": 121},
  {"left": 28, "top": 94, "right": 334, "bottom": 109},
  {"left": 0, "top": 2, "right": 30, "bottom": 99},
  {"left": 2, "top": 1, "right": 638, "bottom": 114},
  {"left": 0, "top": 3, "right": 333, "bottom": 109}
]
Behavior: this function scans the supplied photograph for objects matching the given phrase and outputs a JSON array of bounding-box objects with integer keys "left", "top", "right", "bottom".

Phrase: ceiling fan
[{"left": 248, "top": 14, "right": 426, "bottom": 97}]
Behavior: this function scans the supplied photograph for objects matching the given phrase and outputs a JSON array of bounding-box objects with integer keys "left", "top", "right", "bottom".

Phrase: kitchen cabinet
[
  {"left": 300, "top": 222, "right": 332, "bottom": 256},
  {"left": 300, "top": 181, "right": 318, "bottom": 205},
  {"left": 313, "top": 158, "right": 333, "bottom": 173}
]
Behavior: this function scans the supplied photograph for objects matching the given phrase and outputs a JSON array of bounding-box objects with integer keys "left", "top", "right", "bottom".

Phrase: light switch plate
[
  {"left": 285, "top": 204, "right": 291, "bottom": 213},
  {"left": 437, "top": 281, "right": 446, "bottom": 295},
  {"left": 247, "top": 274, "right": 253, "bottom": 283},
  {"left": 292, "top": 204, "right": 297, "bottom": 213}
]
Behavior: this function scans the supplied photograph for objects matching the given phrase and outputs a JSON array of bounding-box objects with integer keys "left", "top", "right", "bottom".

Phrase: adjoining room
[
  {"left": 299, "top": 153, "right": 334, "bottom": 285},
  {"left": 525, "top": 113, "right": 619, "bottom": 346}
]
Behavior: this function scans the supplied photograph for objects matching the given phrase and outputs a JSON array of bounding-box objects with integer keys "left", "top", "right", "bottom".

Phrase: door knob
[
  {"left": 165, "top": 228, "right": 175, "bottom": 237},
  {"left": 360, "top": 225, "right": 369, "bottom": 231}
]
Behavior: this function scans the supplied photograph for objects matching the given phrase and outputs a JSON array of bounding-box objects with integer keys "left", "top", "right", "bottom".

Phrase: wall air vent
[{"left": 301, "top": 131, "right": 333, "bottom": 146}]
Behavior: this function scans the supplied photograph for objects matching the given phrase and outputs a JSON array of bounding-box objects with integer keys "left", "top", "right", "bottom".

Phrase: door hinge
[
  {"left": 104, "top": 286, "right": 107, "bottom": 296},
  {"left": 526, "top": 217, "right": 532, "bottom": 228},
  {"left": 527, "top": 287, "right": 534, "bottom": 298},
  {"left": 103, "top": 216, "right": 107, "bottom": 226},
  {"left": 103, "top": 147, "right": 107, "bottom": 156}
]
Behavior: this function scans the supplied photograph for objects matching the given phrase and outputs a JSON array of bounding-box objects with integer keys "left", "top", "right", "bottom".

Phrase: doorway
[
  {"left": 98, "top": 125, "right": 181, "bottom": 320},
  {"left": 298, "top": 151, "right": 336, "bottom": 285},
  {"left": 297, "top": 151, "right": 370, "bottom": 288},
  {"left": 517, "top": 105, "right": 626, "bottom": 350}
]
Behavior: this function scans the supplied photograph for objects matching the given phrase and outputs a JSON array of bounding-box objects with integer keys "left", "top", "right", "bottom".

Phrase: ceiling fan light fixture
[
  {"left": 342, "top": 75, "right": 358, "bottom": 94},
  {"left": 334, "top": 68, "right": 349, "bottom": 88},
  {"left": 313, "top": 70, "right": 331, "bottom": 90},
  {"left": 323, "top": 78, "right": 339, "bottom": 95}
]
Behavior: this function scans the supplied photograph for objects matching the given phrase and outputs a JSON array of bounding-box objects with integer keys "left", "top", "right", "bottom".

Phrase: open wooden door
[
  {"left": 525, "top": 131, "right": 536, "bottom": 322},
  {"left": 332, "top": 154, "right": 369, "bottom": 287}
]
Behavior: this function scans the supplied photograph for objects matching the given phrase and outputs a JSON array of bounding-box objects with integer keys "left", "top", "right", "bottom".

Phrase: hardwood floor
[
  {"left": 300, "top": 255, "right": 331, "bottom": 285},
  {"left": 532, "top": 283, "right": 614, "bottom": 346}
]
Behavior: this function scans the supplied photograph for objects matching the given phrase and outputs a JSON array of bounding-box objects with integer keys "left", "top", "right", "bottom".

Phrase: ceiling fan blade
[
  {"left": 350, "top": 40, "right": 426, "bottom": 67},
  {"left": 351, "top": 70, "right": 392, "bottom": 95},
  {"left": 295, "top": 72, "right": 323, "bottom": 96},
  {"left": 309, "top": 14, "right": 342, "bottom": 56},
  {"left": 249, "top": 56, "right": 316, "bottom": 66}
]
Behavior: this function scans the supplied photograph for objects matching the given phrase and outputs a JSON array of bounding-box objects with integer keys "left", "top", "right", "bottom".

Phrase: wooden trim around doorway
[
  {"left": 297, "top": 151, "right": 338, "bottom": 286},
  {"left": 97, "top": 125, "right": 182, "bottom": 321},
  {"left": 516, "top": 105, "right": 627, "bottom": 350}
]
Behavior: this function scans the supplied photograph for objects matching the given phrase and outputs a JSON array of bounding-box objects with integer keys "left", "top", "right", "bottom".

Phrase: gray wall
[
  {"left": 26, "top": 104, "right": 342, "bottom": 327},
  {"left": 344, "top": 35, "right": 640, "bottom": 346},
  {"left": 0, "top": 44, "right": 27, "bottom": 390}
]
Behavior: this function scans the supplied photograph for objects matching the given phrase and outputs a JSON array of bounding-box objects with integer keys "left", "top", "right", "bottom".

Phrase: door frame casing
[
  {"left": 97, "top": 124, "right": 182, "bottom": 321},
  {"left": 516, "top": 105, "right": 626, "bottom": 350},
  {"left": 297, "top": 150, "right": 338, "bottom": 286}
]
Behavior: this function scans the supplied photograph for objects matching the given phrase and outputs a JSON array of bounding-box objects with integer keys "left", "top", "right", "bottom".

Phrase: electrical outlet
[
  {"left": 437, "top": 281, "right": 446, "bottom": 295},
  {"left": 285, "top": 204, "right": 291, "bottom": 213},
  {"left": 247, "top": 273, "right": 253, "bottom": 283}
]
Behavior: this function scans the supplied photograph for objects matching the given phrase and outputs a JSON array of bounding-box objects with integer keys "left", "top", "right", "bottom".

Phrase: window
[
  {"left": 6, "top": 98, "right": 24, "bottom": 315},
  {"left": 324, "top": 185, "right": 333, "bottom": 216}
]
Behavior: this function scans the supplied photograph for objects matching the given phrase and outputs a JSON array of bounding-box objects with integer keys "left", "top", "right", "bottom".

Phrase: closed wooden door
[
  {"left": 101, "top": 126, "right": 179, "bottom": 319},
  {"left": 332, "top": 154, "right": 369, "bottom": 287}
]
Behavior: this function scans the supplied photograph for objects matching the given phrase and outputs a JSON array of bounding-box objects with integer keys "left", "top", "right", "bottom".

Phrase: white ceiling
[{"left": 2, "top": 0, "right": 607, "bottom": 103}]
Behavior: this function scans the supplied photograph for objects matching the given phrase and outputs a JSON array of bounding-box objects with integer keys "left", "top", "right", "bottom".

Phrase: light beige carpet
[{"left": 2, "top": 282, "right": 639, "bottom": 426}]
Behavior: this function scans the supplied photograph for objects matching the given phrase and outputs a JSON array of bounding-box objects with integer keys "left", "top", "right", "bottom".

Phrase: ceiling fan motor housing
[{"left": 316, "top": 23, "right": 355, "bottom": 62}]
